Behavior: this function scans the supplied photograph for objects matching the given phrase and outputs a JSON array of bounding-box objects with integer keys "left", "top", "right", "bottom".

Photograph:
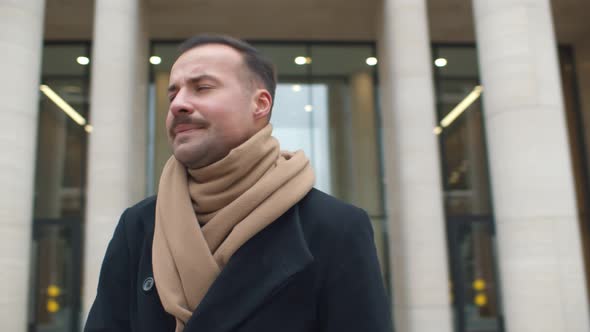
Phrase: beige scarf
[{"left": 153, "top": 124, "right": 315, "bottom": 332}]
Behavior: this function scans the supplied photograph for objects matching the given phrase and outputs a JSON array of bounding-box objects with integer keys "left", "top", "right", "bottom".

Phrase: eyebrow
[{"left": 167, "top": 74, "right": 220, "bottom": 94}]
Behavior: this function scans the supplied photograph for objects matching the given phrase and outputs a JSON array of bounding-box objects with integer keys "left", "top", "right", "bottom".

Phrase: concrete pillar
[
  {"left": 0, "top": 0, "right": 45, "bottom": 330},
  {"left": 82, "top": 0, "right": 148, "bottom": 320},
  {"left": 377, "top": 0, "right": 453, "bottom": 331},
  {"left": 472, "top": 0, "right": 590, "bottom": 331}
]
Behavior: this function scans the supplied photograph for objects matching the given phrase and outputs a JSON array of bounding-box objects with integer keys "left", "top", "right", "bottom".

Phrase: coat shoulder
[
  {"left": 119, "top": 196, "right": 157, "bottom": 241},
  {"left": 297, "top": 188, "right": 374, "bottom": 249},
  {"left": 298, "top": 188, "right": 371, "bottom": 228},
  {"left": 127, "top": 195, "right": 157, "bottom": 218}
]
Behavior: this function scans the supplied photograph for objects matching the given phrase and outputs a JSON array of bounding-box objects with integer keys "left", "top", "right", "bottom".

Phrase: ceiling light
[
  {"left": 304, "top": 105, "right": 313, "bottom": 112},
  {"left": 295, "top": 56, "right": 307, "bottom": 65},
  {"left": 366, "top": 57, "right": 378, "bottom": 66},
  {"left": 77, "top": 56, "right": 90, "bottom": 65},
  {"left": 434, "top": 58, "right": 448, "bottom": 67},
  {"left": 434, "top": 85, "right": 483, "bottom": 134},
  {"left": 150, "top": 56, "right": 162, "bottom": 65},
  {"left": 40, "top": 85, "right": 92, "bottom": 134},
  {"left": 292, "top": 84, "right": 302, "bottom": 92}
]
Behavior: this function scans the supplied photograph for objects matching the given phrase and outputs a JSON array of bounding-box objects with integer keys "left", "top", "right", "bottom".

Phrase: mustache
[{"left": 169, "top": 116, "right": 209, "bottom": 133}]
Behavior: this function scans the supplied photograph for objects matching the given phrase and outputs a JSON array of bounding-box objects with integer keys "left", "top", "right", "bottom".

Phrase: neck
[{"left": 186, "top": 124, "right": 279, "bottom": 223}]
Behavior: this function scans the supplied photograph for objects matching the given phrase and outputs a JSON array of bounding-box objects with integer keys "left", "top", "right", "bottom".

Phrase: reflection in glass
[
  {"left": 433, "top": 45, "right": 503, "bottom": 332},
  {"left": 434, "top": 46, "right": 491, "bottom": 215},
  {"left": 273, "top": 83, "right": 332, "bottom": 193},
  {"left": 447, "top": 218, "right": 502, "bottom": 332},
  {"left": 30, "top": 43, "right": 90, "bottom": 332},
  {"left": 437, "top": 80, "right": 491, "bottom": 216},
  {"left": 32, "top": 222, "right": 81, "bottom": 332}
]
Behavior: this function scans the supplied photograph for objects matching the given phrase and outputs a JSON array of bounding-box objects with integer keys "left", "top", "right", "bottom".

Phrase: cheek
[
  {"left": 165, "top": 111, "right": 173, "bottom": 129},
  {"left": 165, "top": 111, "right": 174, "bottom": 141}
]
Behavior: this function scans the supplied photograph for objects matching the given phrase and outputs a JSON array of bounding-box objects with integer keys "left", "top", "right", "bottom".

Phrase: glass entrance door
[
  {"left": 29, "top": 219, "right": 82, "bottom": 332},
  {"left": 30, "top": 42, "right": 90, "bottom": 332},
  {"left": 447, "top": 216, "right": 504, "bottom": 332}
]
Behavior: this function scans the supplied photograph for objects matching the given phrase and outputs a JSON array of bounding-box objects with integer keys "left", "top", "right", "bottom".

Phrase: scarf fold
[{"left": 153, "top": 124, "right": 315, "bottom": 332}]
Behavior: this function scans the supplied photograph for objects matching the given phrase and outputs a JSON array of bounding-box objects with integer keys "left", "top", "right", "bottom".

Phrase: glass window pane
[
  {"left": 32, "top": 43, "right": 89, "bottom": 332},
  {"left": 434, "top": 45, "right": 503, "bottom": 332},
  {"left": 435, "top": 47, "right": 479, "bottom": 78},
  {"left": 434, "top": 46, "right": 492, "bottom": 216},
  {"left": 35, "top": 46, "right": 90, "bottom": 219},
  {"left": 447, "top": 219, "right": 503, "bottom": 332},
  {"left": 437, "top": 79, "right": 491, "bottom": 215}
]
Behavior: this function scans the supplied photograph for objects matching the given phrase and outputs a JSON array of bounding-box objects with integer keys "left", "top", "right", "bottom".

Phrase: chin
[{"left": 172, "top": 144, "right": 200, "bottom": 168}]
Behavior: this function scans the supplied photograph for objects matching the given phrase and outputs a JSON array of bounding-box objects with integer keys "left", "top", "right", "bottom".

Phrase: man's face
[{"left": 166, "top": 44, "right": 262, "bottom": 168}]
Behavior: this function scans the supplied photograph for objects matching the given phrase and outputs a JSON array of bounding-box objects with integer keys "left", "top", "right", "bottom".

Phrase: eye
[{"left": 196, "top": 85, "right": 212, "bottom": 92}]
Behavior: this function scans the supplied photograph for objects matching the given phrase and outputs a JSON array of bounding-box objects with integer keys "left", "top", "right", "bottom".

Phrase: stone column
[
  {"left": 472, "top": 0, "right": 590, "bottom": 331},
  {"left": 82, "top": 0, "right": 148, "bottom": 320},
  {"left": 0, "top": 0, "right": 45, "bottom": 330},
  {"left": 377, "top": 0, "right": 453, "bottom": 331}
]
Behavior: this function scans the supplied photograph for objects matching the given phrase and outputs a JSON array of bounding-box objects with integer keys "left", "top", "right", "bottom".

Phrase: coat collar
[{"left": 145, "top": 200, "right": 314, "bottom": 332}]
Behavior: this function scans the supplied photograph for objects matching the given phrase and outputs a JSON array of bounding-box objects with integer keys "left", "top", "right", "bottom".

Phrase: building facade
[{"left": 1, "top": 0, "right": 590, "bottom": 331}]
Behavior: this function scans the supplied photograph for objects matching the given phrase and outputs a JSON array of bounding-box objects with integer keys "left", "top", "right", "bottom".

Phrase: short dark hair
[{"left": 177, "top": 34, "right": 277, "bottom": 113}]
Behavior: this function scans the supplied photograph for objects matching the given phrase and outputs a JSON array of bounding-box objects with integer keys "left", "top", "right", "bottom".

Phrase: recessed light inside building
[
  {"left": 366, "top": 57, "right": 378, "bottom": 66},
  {"left": 77, "top": 56, "right": 90, "bottom": 65},
  {"left": 304, "top": 105, "right": 313, "bottom": 112},
  {"left": 292, "top": 84, "right": 302, "bottom": 92},
  {"left": 150, "top": 56, "right": 162, "bottom": 65},
  {"left": 435, "top": 58, "right": 448, "bottom": 67},
  {"left": 295, "top": 56, "right": 307, "bottom": 65}
]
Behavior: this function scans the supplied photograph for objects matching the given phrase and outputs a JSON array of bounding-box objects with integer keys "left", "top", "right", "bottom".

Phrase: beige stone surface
[
  {"left": 473, "top": 0, "right": 590, "bottom": 330},
  {"left": 378, "top": 0, "right": 453, "bottom": 331},
  {"left": 0, "top": 0, "right": 45, "bottom": 331},
  {"left": 82, "top": 0, "right": 148, "bottom": 321}
]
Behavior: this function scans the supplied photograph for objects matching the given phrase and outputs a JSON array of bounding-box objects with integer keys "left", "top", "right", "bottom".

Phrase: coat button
[{"left": 142, "top": 277, "right": 154, "bottom": 292}]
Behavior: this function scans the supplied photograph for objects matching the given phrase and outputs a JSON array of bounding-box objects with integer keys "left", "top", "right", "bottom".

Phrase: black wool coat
[{"left": 84, "top": 188, "right": 393, "bottom": 332}]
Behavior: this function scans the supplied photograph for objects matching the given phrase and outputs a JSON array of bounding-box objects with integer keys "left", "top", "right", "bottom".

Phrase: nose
[{"left": 169, "top": 88, "right": 194, "bottom": 117}]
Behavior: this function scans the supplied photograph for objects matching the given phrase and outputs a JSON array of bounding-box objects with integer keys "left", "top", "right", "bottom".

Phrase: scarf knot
[{"left": 153, "top": 124, "right": 315, "bottom": 332}]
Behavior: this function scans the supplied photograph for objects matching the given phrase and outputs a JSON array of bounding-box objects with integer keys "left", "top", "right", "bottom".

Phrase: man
[{"left": 84, "top": 35, "right": 392, "bottom": 332}]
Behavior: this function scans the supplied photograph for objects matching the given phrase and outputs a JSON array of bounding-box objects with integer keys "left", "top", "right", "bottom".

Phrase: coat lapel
[{"left": 182, "top": 203, "right": 313, "bottom": 332}]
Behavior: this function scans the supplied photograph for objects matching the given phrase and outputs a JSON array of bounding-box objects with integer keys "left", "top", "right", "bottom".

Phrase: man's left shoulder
[{"left": 296, "top": 188, "right": 373, "bottom": 238}]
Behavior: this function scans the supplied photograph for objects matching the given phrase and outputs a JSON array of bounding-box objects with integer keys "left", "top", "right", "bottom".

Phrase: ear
[{"left": 252, "top": 89, "right": 272, "bottom": 121}]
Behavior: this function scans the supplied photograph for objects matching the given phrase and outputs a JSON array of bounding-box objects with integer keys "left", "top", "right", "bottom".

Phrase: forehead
[{"left": 170, "top": 44, "right": 246, "bottom": 79}]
